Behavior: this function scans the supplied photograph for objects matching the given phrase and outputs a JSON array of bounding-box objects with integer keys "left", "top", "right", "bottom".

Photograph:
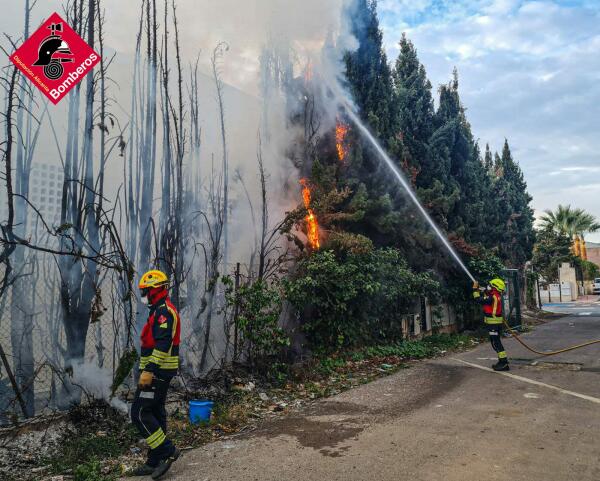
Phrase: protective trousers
[
  {"left": 130, "top": 374, "right": 175, "bottom": 467},
  {"left": 487, "top": 324, "right": 507, "bottom": 361}
]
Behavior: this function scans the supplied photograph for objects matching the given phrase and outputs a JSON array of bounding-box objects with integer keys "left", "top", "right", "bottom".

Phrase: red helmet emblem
[{"left": 32, "top": 23, "right": 74, "bottom": 80}]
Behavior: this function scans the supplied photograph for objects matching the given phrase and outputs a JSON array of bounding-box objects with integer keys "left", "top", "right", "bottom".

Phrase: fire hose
[{"left": 501, "top": 317, "right": 600, "bottom": 356}]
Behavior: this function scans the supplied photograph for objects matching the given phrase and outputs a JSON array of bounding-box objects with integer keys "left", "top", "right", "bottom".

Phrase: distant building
[
  {"left": 0, "top": 162, "right": 63, "bottom": 234},
  {"left": 28, "top": 162, "right": 64, "bottom": 229},
  {"left": 586, "top": 241, "right": 600, "bottom": 269}
]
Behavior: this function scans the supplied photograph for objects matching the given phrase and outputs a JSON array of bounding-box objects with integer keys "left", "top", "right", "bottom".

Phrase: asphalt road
[
  {"left": 133, "top": 310, "right": 600, "bottom": 481},
  {"left": 542, "top": 297, "right": 600, "bottom": 318}
]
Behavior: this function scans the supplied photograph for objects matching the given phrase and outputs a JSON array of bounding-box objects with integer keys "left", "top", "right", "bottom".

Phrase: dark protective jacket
[
  {"left": 139, "top": 294, "right": 181, "bottom": 374},
  {"left": 473, "top": 287, "right": 503, "bottom": 324}
]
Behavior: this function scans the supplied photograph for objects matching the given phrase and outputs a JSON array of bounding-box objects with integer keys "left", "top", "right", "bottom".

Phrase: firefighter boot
[
  {"left": 131, "top": 463, "right": 156, "bottom": 476},
  {"left": 151, "top": 448, "right": 180, "bottom": 480},
  {"left": 492, "top": 359, "right": 510, "bottom": 371}
]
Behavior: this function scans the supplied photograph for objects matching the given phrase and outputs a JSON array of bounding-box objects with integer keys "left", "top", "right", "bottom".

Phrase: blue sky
[{"left": 377, "top": 0, "right": 600, "bottom": 242}]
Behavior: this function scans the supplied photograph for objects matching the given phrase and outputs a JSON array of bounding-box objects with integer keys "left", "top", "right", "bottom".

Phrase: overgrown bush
[
  {"left": 285, "top": 248, "right": 438, "bottom": 350},
  {"left": 225, "top": 278, "right": 289, "bottom": 366},
  {"left": 315, "top": 333, "right": 474, "bottom": 372}
]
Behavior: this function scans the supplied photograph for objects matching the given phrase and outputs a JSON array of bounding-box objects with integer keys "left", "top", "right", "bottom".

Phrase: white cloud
[
  {"left": 483, "top": 0, "right": 520, "bottom": 15},
  {"left": 561, "top": 166, "right": 600, "bottom": 172}
]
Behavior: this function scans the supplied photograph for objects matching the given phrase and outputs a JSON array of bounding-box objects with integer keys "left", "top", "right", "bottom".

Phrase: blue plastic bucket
[{"left": 189, "top": 399, "right": 214, "bottom": 424}]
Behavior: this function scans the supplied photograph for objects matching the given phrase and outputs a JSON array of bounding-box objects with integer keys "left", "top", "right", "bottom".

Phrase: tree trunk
[{"left": 9, "top": 0, "right": 34, "bottom": 417}]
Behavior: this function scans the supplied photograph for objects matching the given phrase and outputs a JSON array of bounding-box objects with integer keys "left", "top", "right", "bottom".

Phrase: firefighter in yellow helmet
[
  {"left": 473, "top": 278, "right": 509, "bottom": 371},
  {"left": 130, "top": 270, "right": 181, "bottom": 479}
]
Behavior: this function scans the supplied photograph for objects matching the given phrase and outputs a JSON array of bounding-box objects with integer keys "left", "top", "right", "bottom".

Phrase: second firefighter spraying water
[{"left": 473, "top": 278, "right": 509, "bottom": 371}]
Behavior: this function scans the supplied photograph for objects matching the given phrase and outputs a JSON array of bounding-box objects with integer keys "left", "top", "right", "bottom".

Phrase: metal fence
[
  {"left": 0, "top": 275, "right": 124, "bottom": 423},
  {"left": 0, "top": 259, "right": 253, "bottom": 424},
  {"left": 501, "top": 268, "right": 523, "bottom": 328}
]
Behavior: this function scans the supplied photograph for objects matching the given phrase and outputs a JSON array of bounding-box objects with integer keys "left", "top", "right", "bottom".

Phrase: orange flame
[
  {"left": 335, "top": 120, "right": 349, "bottom": 162},
  {"left": 299, "top": 178, "right": 320, "bottom": 250}
]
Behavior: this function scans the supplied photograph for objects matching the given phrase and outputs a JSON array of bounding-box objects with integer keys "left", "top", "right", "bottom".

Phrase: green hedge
[{"left": 285, "top": 248, "right": 438, "bottom": 350}]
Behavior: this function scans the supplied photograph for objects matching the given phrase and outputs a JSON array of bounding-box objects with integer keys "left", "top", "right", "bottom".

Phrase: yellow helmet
[
  {"left": 138, "top": 269, "right": 169, "bottom": 290},
  {"left": 489, "top": 278, "right": 506, "bottom": 292}
]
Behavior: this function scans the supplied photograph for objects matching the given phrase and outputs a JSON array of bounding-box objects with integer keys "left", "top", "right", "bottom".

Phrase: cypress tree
[
  {"left": 393, "top": 33, "right": 434, "bottom": 183},
  {"left": 493, "top": 140, "right": 535, "bottom": 267},
  {"left": 339, "top": 0, "right": 405, "bottom": 247},
  {"left": 344, "top": 0, "right": 395, "bottom": 144},
  {"left": 425, "top": 70, "right": 486, "bottom": 244},
  {"left": 484, "top": 143, "right": 493, "bottom": 172}
]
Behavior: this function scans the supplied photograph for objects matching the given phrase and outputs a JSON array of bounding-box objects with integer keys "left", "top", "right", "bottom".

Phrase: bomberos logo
[{"left": 10, "top": 12, "right": 101, "bottom": 105}]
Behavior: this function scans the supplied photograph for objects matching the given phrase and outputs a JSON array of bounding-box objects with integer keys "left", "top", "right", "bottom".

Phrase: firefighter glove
[{"left": 139, "top": 371, "right": 154, "bottom": 388}]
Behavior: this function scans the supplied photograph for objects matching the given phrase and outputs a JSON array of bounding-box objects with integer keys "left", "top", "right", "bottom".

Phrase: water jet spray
[{"left": 340, "top": 104, "right": 477, "bottom": 284}]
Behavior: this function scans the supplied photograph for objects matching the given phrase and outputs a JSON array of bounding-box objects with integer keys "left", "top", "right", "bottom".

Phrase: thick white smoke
[
  {"left": 102, "top": 0, "right": 352, "bottom": 93},
  {"left": 71, "top": 362, "right": 129, "bottom": 414},
  {"left": 0, "top": 0, "right": 358, "bottom": 257},
  {"left": 0, "top": 0, "right": 362, "bottom": 395}
]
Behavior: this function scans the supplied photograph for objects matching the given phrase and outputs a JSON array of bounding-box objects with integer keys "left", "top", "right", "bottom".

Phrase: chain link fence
[
  {"left": 0, "top": 273, "right": 124, "bottom": 424},
  {"left": 0, "top": 259, "right": 256, "bottom": 425}
]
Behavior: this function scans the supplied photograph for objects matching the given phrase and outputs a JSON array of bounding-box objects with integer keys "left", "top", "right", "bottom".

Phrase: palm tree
[{"left": 540, "top": 205, "right": 600, "bottom": 259}]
